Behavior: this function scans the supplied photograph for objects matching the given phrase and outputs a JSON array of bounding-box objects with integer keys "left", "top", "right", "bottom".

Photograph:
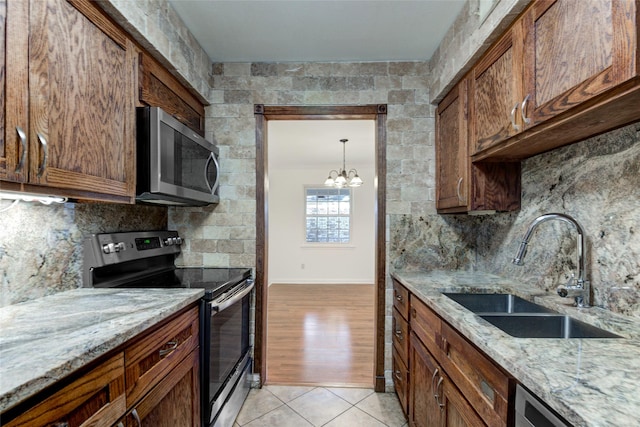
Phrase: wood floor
[{"left": 266, "top": 283, "right": 375, "bottom": 388}]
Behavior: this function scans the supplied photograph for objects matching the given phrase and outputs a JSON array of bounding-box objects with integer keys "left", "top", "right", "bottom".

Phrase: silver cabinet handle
[
  {"left": 431, "top": 368, "right": 439, "bottom": 402},
  {"left": 394, "top": 370, "right": 403, "bottom": 382},
  {"left": 15, "top": 127, "right": 27, "bottom": 173},
  {"left": 159, "top": 340, "right": 178, "bottom": 357},
  {"left": 436, "top": 376, "right": 445, "bottom": 410},
  {"left": 521, "top": 94, "right": 531, "bottom": 125},
  {"left": 394, "top": 328, "right": 403, "bottom": 340},
  {"left": 131, "top": 408, "right": 142, "bottom": 427},
  {"left": 510, "top": 102, "right": 521, "bottom": 131},
  {"left": 395, "top": 293, "right": 403, "bottom": 302},
  {"left": 456, "top": 177, "right": 464, "bottom": 204},
  {"left": 36, "top": 133, "right": 48, "bottom": 176}
]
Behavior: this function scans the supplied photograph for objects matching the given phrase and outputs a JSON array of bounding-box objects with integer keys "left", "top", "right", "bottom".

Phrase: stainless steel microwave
[{"left": 136, "top": 107, "right": 220, "bottom": 206}]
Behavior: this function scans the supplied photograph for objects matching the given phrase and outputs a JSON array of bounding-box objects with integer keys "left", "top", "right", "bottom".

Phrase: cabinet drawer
[
  {"left": 392, "top": 280, "right": 409, "bottom": 320},
  {"left": 392, "top": 347, "right": 409, "bottom": 415},
  {"left": 392, "top": 307, "right": 409, "bottom": 365},
  {"left": 441, "top": 322, "right": 511, "bottom": 426},
  {"left": 125, "top": 306, "right": 199, "bottom": 407},
  {"left": 409, "top": 295, "right": 442, "bottom": 358},
  {"left": 5, "top": 352, "right": 125, "bottom": 427}
]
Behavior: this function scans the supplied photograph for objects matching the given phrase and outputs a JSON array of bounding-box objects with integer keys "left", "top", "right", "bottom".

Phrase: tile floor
[{"left": 234, "top": 385, "right": 408, "bottom": 427}]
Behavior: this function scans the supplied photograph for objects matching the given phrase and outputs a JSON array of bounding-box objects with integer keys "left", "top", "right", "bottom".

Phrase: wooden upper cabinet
[
  {"left": 436, "top": 78, "right": 469, "bottom": 211},
  {"left": 1, "top": 0, "right": 137, "bottom": 203},
  {"left": 139, "top": 53, "right": 206, "bottom": 136},
  {"left": 521, "top": 0, "right": 636, "bottom": 127},
  {"left": 470, "top": 0, "right": 640, "bottom": 161},
  {"left": 470, "top": 26, "right": 525, "bottom": 155},
  {"left": 436, "top": 77, "right": 521, "bottom": 214}
]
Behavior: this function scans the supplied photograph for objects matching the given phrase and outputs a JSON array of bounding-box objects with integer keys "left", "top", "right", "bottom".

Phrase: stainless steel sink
[
  {"left": 480, "top": 314, "right": 622, "bottom": 339},
  {"left": 443, "top": 293, "right": 556, "bottom": 314},
  {"left": 443, "top": 293, "right": 621, "bottom": 339}
]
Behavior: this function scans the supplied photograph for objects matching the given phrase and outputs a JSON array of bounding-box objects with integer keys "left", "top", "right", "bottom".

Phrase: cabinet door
[
  {"left": 26, "top": 0, "right": 136, "bottom": 201},
  {"left": 441, "top": 376, "right": 486, "bottom": 427},
  {"left": 409, "top": 332, "right": 443, "bottom": 427},
  {"left": 470, "top": 25, "right": 525, "bottom": 155},
  {"left": 436, "top": 78, "right": 469, "bottom": 211},
  {"left": 1, "top": 0, "right": 29, "bottom": 183},
  {"left": 124, "top": 349, "right": 200, "bottom": 427},
  {"left": 521, "top": 0, "right": 637, "bottom": 128}
]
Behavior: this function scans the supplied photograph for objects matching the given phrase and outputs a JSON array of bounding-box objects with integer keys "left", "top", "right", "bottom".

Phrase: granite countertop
[
  {"left": 0, "top": 288, "right": 204, "bottom": 413},
  {"left": 391, "top": 270, "right": 640, "bottom": 427}
]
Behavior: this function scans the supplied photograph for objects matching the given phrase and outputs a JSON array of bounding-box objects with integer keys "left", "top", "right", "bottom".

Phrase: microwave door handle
[
  {"left": 205, "top": 151, "right": 220, "bottom": 195},
  {"left": 210, "top": 280, "right": 255, "bottom": 316}
]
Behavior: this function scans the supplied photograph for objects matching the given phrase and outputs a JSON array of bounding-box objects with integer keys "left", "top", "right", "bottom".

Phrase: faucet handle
[{"left": 557, "top": 274, "right": 578, "bottom": 297}]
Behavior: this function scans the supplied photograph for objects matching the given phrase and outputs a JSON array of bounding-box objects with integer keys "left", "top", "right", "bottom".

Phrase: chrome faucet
[{"left": 512, "top": 213, "right": 591, "bottom": 307}]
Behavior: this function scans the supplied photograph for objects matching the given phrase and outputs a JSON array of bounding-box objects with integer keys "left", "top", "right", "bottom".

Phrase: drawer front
[
  {"left": 441, "top": 322, "right": 511, "bottom": 426},
  {"left": 392, "top": 307, "right": 409, "bottom": 365},
  {"left": 409, "top": 295, "right": 442, "bottom": 358},
  {"left": 392, "top": 280, "right": 410, "bottom": 320},
  {"left": 392, "top": 346, "right": 409, "bottom": 415},
  {"left": 5, "top": 352, "right": 125, "bottom": 427},
  {"left": 125, "top": 306, "right": 199, "bottom": 407}
]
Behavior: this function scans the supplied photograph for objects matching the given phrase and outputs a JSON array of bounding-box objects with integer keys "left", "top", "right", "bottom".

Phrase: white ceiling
[
  {"left": 168, "top": 0, "right": 466, "bottom": 63},
  {"left": 268, "top": 120, "right": 375, "bottom": 170}
]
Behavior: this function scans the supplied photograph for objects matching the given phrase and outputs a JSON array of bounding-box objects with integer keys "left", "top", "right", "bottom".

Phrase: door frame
[{"left": 254, "top": 104, "right": 387, "bottom": 391}]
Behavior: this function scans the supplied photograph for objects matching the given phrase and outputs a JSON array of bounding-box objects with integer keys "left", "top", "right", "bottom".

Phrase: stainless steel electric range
[{"left": 83, "top": 230, "right": 253, "bottom": 427}]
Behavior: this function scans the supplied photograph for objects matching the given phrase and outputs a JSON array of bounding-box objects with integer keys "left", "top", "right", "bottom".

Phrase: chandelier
[{"left": 324, "top": 139, "right": 363, "bottom": 188}]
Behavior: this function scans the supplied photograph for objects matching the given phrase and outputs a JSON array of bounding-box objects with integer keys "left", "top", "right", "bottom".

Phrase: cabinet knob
[{"left": 395, "top": 293, "right": 403, "bottom": 302}]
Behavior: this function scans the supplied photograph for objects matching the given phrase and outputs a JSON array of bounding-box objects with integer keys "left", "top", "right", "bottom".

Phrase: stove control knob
[
  {"left": 115, "top": 242, "right": 126, "bottom": 252},
  {"left": 175, "top": 237, "right": 183, "bottom": 245},
  {"left": 102, "top": 243, "right": 116, "bottom": 254},
  {"left": 164, "top": 238, "right": 174, "bottom": 246}
]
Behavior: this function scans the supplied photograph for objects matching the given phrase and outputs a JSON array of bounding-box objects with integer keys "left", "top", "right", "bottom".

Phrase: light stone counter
[
  {"left": 0, "top": 288, "right": 204, "bottom": 412},
  {"left": 391, "top": 270, "right": 640, "bottom": 427}
]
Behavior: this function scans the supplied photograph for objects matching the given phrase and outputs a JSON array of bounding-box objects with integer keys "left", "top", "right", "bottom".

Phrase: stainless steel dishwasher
[{"left": 515, "top": 385, "right": 572, "bottom": 427}]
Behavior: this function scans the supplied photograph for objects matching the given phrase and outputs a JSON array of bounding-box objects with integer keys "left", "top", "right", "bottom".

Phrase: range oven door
[{"left": 202, "top": 279, "right": 254, "bottom": 427}]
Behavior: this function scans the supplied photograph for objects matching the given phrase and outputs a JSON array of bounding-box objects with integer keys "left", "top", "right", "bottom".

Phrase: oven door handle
[{"left": 210, "top": 279, "right": 254, "bottom": 315}]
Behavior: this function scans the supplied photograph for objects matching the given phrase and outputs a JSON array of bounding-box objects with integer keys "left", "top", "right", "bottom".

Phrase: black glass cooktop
[{"left": 114, "top": 267, "right": 252, "bottom": 300}]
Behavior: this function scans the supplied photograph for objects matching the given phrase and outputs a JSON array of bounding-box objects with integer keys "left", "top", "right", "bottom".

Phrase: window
[{"left": 305, "top": 188, "right": 351, "bottom": 243}]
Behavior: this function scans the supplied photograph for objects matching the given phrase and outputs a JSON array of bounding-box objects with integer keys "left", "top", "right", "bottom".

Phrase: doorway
[{"left": 254, "top": 105, "right": 387, "bottom": 392}]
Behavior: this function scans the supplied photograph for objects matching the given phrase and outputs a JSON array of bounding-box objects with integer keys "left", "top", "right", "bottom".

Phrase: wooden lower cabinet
[
  {"left": 409, "top": 333, "right": 485, "bottom": 427},
  {"left": 2, "top": 305, "right": 200, "bottom": 427},
  {"left": 393, "top": 280, "right": 512, "bottom": 426}
]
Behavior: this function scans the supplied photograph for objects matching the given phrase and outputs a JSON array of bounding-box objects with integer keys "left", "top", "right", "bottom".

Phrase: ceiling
[
  {"left": 168, "top": 0, "right": 466, "bottom": 63},
  {"left": 268, "top": 120, "right": 375, "bottom": 170}
]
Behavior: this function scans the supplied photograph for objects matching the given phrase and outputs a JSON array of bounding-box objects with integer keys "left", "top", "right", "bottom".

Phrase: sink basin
[
  {"left": 480, "top": 314, "right": 622, "bottom": 339},
  {"left": 443, "top": 293, "right": 556, "bottom": 314}
]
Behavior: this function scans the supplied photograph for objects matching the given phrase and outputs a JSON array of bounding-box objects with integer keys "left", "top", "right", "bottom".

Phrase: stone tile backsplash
[{"left": 0, "top": 203, "right": 166, "bottom": 307}]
